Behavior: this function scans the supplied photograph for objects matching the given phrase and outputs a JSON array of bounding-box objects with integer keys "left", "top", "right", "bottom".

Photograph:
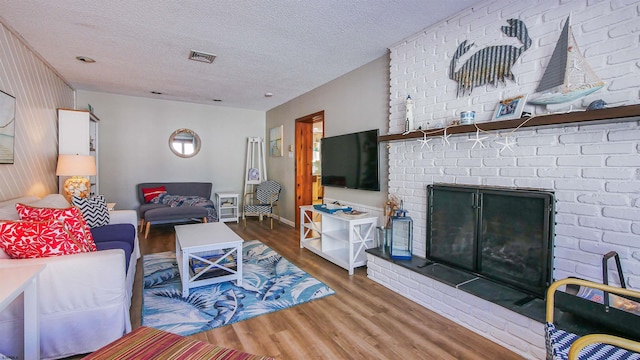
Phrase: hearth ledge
[{"left": 365, "top": 248, "right": 547, "bottom": 322}]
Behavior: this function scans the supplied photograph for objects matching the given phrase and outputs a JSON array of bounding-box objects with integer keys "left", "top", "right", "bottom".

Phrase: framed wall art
[
  {"left": 0, "top": 90, "right": 16, "bottom": 164},
  {"left": 269, "top": 125, "right": 283, "bottom": 157},
  {"left": 493, "top": 94, "right": 528, "bottom": 121}
]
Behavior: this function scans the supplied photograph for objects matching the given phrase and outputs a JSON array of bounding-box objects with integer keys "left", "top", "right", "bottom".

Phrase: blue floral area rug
[{"left": 142, "top": 240, "right": 335, "bottom": 336}]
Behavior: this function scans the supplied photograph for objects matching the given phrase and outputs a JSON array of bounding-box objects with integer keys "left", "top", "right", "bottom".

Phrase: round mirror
[{"left": 169, "top": 128, "right": 201, "bottom": 158}]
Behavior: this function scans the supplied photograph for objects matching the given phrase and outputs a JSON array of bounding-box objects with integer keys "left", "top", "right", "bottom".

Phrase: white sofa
[{"left": 0, "top": 194, "right": 140, "bottom": 359}]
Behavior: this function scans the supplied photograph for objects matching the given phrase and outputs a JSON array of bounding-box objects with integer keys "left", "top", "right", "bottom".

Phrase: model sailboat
[{"left": 529, "top": 16, "right": 604, "bottom": 105}]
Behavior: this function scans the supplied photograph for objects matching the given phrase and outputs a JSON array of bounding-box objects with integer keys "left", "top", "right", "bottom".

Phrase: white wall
[
  {"left": 0, "top": 21, "right": 74, "bottom": 201},
  {"left": 387, "top": 0, "right": 640, "bottom": 287},
  {"left": 370, "top": 1, "right": 640, "bottom": 358},
  {"left": 266, "top": 55, "right": 390, "bottom": 221},
  {"left": 77, "top": 91, "right": 265, "bottom": 210}
]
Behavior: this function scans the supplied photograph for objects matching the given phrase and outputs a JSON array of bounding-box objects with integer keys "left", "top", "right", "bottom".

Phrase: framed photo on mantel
[
  {"left": 0, "top": 90, "right": 16, "bottom": 164},
  {"left": 493, "top": 94, "right": 527, "bottom": 121}
]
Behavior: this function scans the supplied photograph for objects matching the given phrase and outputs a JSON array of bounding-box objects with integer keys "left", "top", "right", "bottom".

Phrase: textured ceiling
[{"left": 0, "top": 1, "right": 480, "bottom": 111}]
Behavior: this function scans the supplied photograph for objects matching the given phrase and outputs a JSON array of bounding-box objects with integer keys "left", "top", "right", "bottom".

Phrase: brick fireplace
[
  {"left": 366, "top": 1, "right": 640, "bottom": 359},
  {"left": 368, "top": 116, "right": 640, "bottom": 359}
]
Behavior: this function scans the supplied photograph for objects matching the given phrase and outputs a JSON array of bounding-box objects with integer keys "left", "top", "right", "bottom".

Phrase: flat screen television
[{"left": 321, "top": 129, "right": 380, "bottom": 191}]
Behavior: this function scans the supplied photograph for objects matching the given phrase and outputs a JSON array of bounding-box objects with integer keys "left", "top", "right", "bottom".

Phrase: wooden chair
[
  {"left": 243, "top": 180, "right": 281, "bottom": 229},
  {"left": 545, "top": 278, "right": 640, "bottom": 360}
]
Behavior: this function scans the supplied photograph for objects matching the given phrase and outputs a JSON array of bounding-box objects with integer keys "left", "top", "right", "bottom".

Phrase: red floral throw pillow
[
  {"left": 0, "top": 219, "right": 85, "bottom": 258},
  {"left": 16, "top": 204, "right": 97, "bottom": 252},
  {"left": 142, "top": 186, "right": 167, "bottom": 203}
]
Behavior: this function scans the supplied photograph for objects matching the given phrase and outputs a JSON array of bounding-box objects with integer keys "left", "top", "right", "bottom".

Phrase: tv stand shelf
[{"left": 299, "top": 205, "right": 378, "bottom": 275}]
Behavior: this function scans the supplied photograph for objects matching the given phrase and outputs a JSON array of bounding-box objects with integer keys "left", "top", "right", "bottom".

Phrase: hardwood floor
[{"left": 130, "top": 219, "right": 524, "bottom": 359}]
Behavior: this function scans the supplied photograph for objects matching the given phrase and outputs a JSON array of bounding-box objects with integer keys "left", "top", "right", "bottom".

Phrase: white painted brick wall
[
  {"left": 376, "top": 0, "right": 640, "bottom": 358},
  {"left": 388, "top": 0, "right": 640, "bottom": 289}
]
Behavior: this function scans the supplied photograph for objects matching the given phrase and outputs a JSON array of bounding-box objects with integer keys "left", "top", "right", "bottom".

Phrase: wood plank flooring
[{"left": 130, "top": 219, "right": 524, "bottom": 360}]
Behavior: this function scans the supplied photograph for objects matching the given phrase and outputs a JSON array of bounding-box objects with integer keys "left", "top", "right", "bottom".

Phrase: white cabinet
[
  {"left": 299, "top": 205, "right": 377, "bottom": 275},
  {"left": 216, "top": 193, "right": 239, "bottom": 223},
  {"left": 57, "top": 109, "right": 99, "bottom": 196}
]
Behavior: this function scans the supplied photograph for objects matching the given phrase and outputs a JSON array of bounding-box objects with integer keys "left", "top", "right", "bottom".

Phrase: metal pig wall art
[{"left": 450, "top": 19, "right": 531, "bottom": 97}]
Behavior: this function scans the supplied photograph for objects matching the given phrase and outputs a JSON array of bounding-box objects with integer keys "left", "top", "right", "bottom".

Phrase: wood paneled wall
[{"left": 0, "top": 21, "right": 74, "bottom": 201}]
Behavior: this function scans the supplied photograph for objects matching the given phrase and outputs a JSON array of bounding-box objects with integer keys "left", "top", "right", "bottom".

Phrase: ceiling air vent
[{"left": 188, "top": 50, "right": 216, "bottom": 64}]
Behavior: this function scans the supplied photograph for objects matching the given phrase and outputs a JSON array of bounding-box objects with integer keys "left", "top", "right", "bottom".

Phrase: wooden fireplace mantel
[{"left": 378, "top": 104, "right": 640, "bottom": 142}]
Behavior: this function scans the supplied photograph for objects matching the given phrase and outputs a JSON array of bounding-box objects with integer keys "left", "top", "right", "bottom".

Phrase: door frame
[{"left": 294, "top": 111, "right": 324, "bottom": 228}]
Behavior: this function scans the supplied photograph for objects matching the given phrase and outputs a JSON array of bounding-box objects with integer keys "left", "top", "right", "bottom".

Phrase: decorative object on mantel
[
  {"left": 404, "top": 95, "right": 414, "bottom": 134},
  {"left": 587, "top": 99, "right": 607, "bottom": 111},
  {"left": 495, "top": 135, "right": 516, "bottom": 154},
  {"left": 460, "top": 110, "right": 475, "bottom": 125},
  {"left": 469, "top": 129, "right": 489, "bottom": 149},
  {"left": 390, "top": 202, "right": 413, "bottom": 260},
  {"left": 379, "top": 104, "right": 640, "bottom": 143},
  {"left": 528, "top": 16, "right": 605, "bottom": 105},
  {"left": 0, "top": 90, "right": 16, "bottom": 164},
  {"left": 450, "top": 19, "right": 531, "bottom": 97},
  {"left": 410, "top": 115, "right": 539, "bottom": 154},
  {"left": 394, "top": 103, "right": 640, "bottom": 156},
  {"left": 418, "top": 131, "right": 433, "bottom": 150},
  {"left": 493, "top": 94, "right": 528, "bottom": 121},
  {"left": 441, "top": 127, "right": 451, "bottom": 145},
  {"left": 56, "top": 154, "right": 97, "bottom": 202}
]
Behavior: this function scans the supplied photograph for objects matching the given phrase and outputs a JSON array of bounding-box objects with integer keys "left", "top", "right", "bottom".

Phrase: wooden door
[{"left": 295, "top": 111, "right": 324, "bottom": 228}]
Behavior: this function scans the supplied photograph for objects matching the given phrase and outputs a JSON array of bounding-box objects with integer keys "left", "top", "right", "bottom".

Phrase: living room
[{"left": 1, "top": 0, "right": 640, "bottom": 359}]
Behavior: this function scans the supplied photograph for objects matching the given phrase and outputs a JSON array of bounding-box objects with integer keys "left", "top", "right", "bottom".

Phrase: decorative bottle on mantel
[{"left": 404, "top": 95, "right": 414, "bottom": 133}]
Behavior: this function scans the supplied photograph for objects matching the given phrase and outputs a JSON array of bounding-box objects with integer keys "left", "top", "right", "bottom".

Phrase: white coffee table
[{"left": 175, "top": 222, "right": 244, "bottom": 297}]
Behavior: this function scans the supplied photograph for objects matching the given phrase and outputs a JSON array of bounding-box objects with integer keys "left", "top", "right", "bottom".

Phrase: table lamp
[{"left": 56, "top": 154, "right": 96, "bottom": 202}]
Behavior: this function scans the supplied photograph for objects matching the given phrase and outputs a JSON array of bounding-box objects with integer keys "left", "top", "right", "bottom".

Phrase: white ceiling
[{"left": 0, "top": 1, "right": 480, "bottom": 111}]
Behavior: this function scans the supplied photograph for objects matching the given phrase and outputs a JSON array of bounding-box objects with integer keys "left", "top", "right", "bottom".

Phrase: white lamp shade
[{"left": 56, "top": 154, "right": 96, "bottom": 176}]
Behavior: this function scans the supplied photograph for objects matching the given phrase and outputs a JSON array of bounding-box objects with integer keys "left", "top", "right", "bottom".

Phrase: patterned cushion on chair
[
  {"left": 244, "top": 205, "right": 273, "bottom": 214},
  {"left": 256, "top": 180, "right": 281, "bottom": 204},
  {"left": 545, "top": 323, "right": 640, "bottom": 360}
]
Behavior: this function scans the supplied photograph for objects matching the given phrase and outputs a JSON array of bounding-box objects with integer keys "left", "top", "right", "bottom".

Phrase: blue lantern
[{"left": 390, "top": 209, "right": 413, "bottom": 260}]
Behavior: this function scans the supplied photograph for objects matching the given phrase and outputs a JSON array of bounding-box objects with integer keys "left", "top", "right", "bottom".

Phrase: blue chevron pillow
[{"left": 72, "top": 195, "right": 110, "bottom": 228}]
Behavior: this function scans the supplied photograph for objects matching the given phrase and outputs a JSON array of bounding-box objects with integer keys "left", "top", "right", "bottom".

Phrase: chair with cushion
[
  {"left": 243, "top": 180, "right": 281, "bottom": 229},
  {"left": 545, "top": 278, "right": 640, "bottom": 360}
]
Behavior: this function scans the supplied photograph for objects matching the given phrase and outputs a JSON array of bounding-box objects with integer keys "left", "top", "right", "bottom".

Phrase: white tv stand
[{"left": 299, "top": 205, "right": 377, "bottom": 275}]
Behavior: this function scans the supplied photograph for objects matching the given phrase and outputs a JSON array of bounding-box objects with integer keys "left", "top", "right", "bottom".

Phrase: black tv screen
[{"left": 321, "top": 129, "right": 380, "bottom": 191}]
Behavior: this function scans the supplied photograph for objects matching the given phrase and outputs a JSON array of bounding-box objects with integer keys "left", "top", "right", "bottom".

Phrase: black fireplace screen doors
[{"left": 426, "top": 184, "right": 554, "bottom": 298}]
